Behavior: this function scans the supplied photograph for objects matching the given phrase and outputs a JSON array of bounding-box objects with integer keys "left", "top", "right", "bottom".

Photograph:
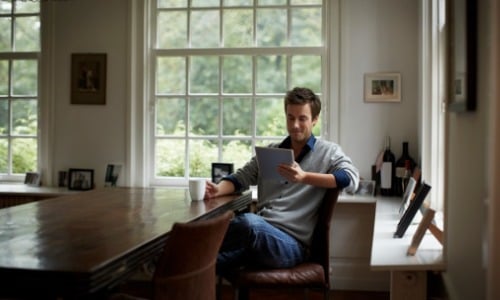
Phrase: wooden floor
[
  {"left": 218, "top": 286, "right": 390, "bottom": 300},
  {"left": 116, "top": 281, "right": 390, "bottom": 300}
]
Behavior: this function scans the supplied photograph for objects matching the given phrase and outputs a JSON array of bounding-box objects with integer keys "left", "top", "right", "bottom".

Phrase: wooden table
[
  {"left": 0, "top": 187, "right": 251, "bottom": 299},
  {"left": 370, "top": 197, "right": 444, "bottom": 300}
]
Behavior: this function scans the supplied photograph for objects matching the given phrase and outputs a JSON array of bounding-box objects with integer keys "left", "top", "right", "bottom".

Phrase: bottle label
[
  {"left": 395, "top": 167, "right": 406, "bottom": 178},
  {"left": 381, "top": 162, "right": 392, "bottom": 188}
]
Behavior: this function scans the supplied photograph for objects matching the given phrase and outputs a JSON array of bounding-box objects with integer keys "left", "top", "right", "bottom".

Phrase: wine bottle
[
  {"left": 394, "top": 142, "right": 417, "bottom": 196},
  {"left": 380, "top": 136, "right": 395, "bottom": 196}
]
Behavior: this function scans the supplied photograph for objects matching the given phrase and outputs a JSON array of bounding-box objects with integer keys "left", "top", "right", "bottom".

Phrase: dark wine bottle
[
  {"left": 394, "top": 142, "right": 417, "bottom": 196},
  {"left": 380, "top": 136, "right": 395, "bottom": 196}
]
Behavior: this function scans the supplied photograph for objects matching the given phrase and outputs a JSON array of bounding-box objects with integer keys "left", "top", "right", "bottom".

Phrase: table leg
[{"left": 390, "top": 270, "right": 427, "bottom": 300}]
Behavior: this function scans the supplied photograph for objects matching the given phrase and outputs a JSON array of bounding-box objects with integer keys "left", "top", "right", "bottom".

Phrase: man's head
[
  {"left": 284, "top": 87, "right": 321, "bottom": 145},
  {"left": 284, "top": 87, "right": 321, "bottom": 120}
]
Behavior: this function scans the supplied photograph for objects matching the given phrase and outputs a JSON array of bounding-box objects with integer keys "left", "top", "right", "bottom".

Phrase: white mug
[{"left": 188, "top": 178, "right": 206, "bottom": 201}]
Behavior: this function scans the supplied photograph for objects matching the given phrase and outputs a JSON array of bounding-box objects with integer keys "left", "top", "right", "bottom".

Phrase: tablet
[{"left": 255, "top": 147, "right": 294, "bottom": 180}]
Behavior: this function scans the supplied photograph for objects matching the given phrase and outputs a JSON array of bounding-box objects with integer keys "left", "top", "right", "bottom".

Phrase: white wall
[
  {"left": 49, "top": 0, "right": 129, "bottom": 187},
  {"left": 337, "top": 0, "right": 419, "bottom": 180}
]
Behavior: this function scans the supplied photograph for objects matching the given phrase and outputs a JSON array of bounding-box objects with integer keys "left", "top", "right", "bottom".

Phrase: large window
[
  {"left": 0, "top": 1, "right": 39, "bottom": 180},
  {"left": 149, "top": 0, "right": 324, "bottom": 184}
]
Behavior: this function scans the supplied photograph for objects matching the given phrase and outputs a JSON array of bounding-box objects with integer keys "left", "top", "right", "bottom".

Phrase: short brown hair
[{"left": 284, "top": 87, "right": 321, "bottom": 119}]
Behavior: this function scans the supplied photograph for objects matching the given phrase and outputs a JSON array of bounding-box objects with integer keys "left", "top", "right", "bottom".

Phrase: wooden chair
[
  {"left": 112, "top": 210, "right": 233, "bottom": 300},
  {"left": 221, "top": 188, "right": 340, "bottom": 300}
]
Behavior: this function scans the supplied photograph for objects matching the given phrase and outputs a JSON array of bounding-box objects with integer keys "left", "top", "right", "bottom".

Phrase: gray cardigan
[{"left": 231, "top": 138, "right": 359, "bottom": 247}]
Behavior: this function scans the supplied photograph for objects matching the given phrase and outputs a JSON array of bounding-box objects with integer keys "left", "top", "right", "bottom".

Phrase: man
[{"left": 205, "top": 87, "right": 359, "bottom": 275}]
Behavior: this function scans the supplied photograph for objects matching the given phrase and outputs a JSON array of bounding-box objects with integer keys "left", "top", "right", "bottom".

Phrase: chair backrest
[
  {"left": 152, "top": 210, "right": 233, "bottom": 300},
  {"left": 308, "top": 188, "right": 340, "bottom": 288}
]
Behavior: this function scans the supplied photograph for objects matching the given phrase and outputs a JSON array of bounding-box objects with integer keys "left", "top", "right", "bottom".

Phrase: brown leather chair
[
  {"left": 221, "top": 188, "right": 340, "bottom": 300},
  {"left": 112, "top": 210, "right": 233, "bottom": 300}
]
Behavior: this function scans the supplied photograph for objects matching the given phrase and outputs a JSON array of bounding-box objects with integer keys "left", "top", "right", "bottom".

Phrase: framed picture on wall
[
  {"left": 71, "top": 53, "right": 107, "bottom": 105},
  {"left": 68, "top": 168, "right": 94, "bottom": 191},
  {"left": 364, "top": 72, "right": 401, "bottom": 103},
  {"left": 447, "top": 0, "right": 477, "bottom": 112}
]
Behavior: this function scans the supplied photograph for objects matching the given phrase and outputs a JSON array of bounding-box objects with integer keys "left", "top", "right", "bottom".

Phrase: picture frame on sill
[
  {"left": 211, "top": 163, "right": 234, "bottom": 184},
  {"left": 71, "top": 53, "right": 107, "bottom": 105},
  {"left": 364, "top": 72, "right": 401, "bottom": 103},
  {"left": 24, "top": 172, "right": 41, "bottom": 186},
  {"left": 354, "top": 180, "right": 376, "bottom": 197},
  {"left": 104, "top": 164, "right": 122, "bottom": 187},
  {"left": 68, "top": 168, "right": 94, "bottom": 191}
]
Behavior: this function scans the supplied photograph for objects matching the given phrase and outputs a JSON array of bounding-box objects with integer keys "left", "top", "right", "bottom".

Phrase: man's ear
[{"left": 312, "top": 115, "right": 319, "bottom": 126}]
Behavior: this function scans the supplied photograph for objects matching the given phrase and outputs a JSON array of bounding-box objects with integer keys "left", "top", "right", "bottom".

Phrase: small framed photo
[
  {"left": 104, "top": 164, "right": 122, "bottom": 187},
  {"left": 211, "top": 163, "right": 234, "bottom": 184},
  {"left": 355, "top": 180, "right": 376, "bottom": 196},
  {"left": 68, "top": 168, "right": 94, "bottom": 191},
  {"left": 364, "top": 72, "right": 401, "bottom": 103},
  {"left": 24, "top": 172, "right": 41, "bottom": 186},
  {"left": 71, "top": 53, "right": 107, "bottom": 105}
]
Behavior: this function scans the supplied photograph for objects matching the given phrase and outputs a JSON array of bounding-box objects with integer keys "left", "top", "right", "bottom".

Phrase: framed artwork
[
  {"left": 364, "top": 72, "right": 401, "bottom": 103},
  {"left": 71, "top": 53, "right": 107, "bottom": 105},
  {"left": 68, "top": 168, "right": 94, "bottom": 191},
  {"left": 448, "top": 0, "right": 477, "bottom": 112},
  {"left": 211, "top": 163, "right": 234, "bottom": 184},
  {"left": 24, "top": 172, "right": 41, "bottom": 186}
]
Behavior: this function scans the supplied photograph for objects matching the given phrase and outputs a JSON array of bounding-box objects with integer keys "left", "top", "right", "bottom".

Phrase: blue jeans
[{"left": 216, "top": 213, "right": 306, "bottom": 276}]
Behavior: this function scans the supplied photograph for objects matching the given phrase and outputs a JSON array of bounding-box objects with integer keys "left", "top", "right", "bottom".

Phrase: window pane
[
  {"left": 0, "top": 138, "right": 7, "bottom": 173},
  {"left": 158, "top": 0, "right": 186, "bottom": 8},
  {"left": 156, "top": 98, "right": 185, "bottom": 136},
  {"left": 12, "top": 99, "right": 37, "bottom": 135},
  {"left": 156, "top": 57, "right": 185, "bottom": 94},
  {"left": 291, "top": 55, "right": 321, "bottom": 91},
  {"left": 14, "top": 1, "right": 39, "bottom": 13},
  {"left": 258, "top": 0, "right": 286, "bottom": 5},
  {"left": 223, "top": 56, "right": 252, "bottom": 93},
  {"left": 224, "top": 0, "right": 253, "bottom": 6},
  {"left": 0, "top": 100, "right": 7, "bottom": 135},
  {"left": 0, "top": 17, "right": 12, "bottom": 52},
  {"left": 157, "top": 11, "right": 187, "bottom": 49},
  {"left": 0, "top": 60, "right": 8, "bottom": 95},
  {"left": 156, "top": 139, "right": 185, "bottom": 177},
  {"left": 256, "top": 8, "right": 286, "bottom": 47},
  {"left": 191, "top": 10, "right": 219, "bottom": 48},
  {"left": 189, "top": 98, "right": 218, "bottom": 135},
  {"left": 222, "top": 139, "right": 251, "bottom": 171},
  {"left": 189, "top": 139, "right": 217, "bottom": 177},
  {"left": 190, "top": 56, "right": 219, "bottom": 93},
  {"left": 192, "top": 0, "right": 219, "bottom": 7},
  {"left": 0, "top": 1, "right": 11, "bottom": 14},
  {"left": 222, "top": 98, "right": 252, "bottom": 136},
  {"left": 12, "top": 60, "right": 37, "bottom": 96},
  {"left": 291, "top": 0, "right": 321, "bottom": 4},
  {"left": 12, "top": 137, "right": 37, "bottom": 174},
  {"left": 256, "top": 55, "right": 286, "bottom": 93},
  {"left": 256, "top": 98, "right": 285, "bottom": 136},
  {"left": 223, "top": 9, "right": 253, "bottom": 47},
  {"left": 14, "top": 16, "right": 40, "bottom": 52},
  {"left": 290, "top": 7, "right": 322, "bottom": 46}
]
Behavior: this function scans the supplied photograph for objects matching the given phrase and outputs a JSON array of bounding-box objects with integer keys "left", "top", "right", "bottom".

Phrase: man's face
[{"left": 286, "top": 103, "right": 318, "bottom": 145}]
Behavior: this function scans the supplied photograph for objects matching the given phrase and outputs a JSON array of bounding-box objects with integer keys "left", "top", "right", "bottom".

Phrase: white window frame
[
  {"left": 419, "top": 0, "right": 446, "bottom": 212},
  {"left": 0, "top": 3, "right": 41, "bottom": 182},
  {"left": 138, "top": 0, "right": 328, "bottom": 187}
]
